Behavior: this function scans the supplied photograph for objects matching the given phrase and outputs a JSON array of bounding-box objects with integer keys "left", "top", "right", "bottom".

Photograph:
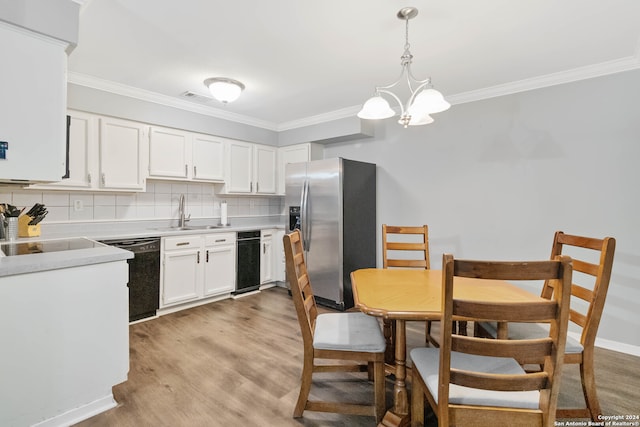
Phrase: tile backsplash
[{"left": 1, "top": 181, "right": 284, "bottom": 223}]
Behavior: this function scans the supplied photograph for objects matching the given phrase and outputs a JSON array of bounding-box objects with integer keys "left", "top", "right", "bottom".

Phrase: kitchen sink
[{"left": 150, "top": 225, "right": 223, "bottom": 232}]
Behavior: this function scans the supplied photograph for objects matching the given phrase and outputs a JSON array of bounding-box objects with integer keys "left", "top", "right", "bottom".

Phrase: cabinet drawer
[
  {"left": 163, "top": 235, "right": 201, "bottom": 250},
  {"left": 205, "top": 233, "right": 236, "bottom": 247}
]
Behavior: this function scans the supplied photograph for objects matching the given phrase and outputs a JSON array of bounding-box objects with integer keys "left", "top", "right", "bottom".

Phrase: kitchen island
[{"left": 0, "top": 238, "right": 132, "bottom": 426}]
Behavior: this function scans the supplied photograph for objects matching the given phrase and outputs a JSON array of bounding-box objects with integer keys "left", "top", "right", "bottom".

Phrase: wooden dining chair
[
  {"left": 283, "top": 229, "right": 386, "bottom": 423},
  {"left": 474, "top": 231, "right": 616, "bottom": 421},
  {"left": 382, "top": 225, "right": 442, "bottom": 348},
  {"left": 410, "top": 254, "right": 573, "bottom": 427}
]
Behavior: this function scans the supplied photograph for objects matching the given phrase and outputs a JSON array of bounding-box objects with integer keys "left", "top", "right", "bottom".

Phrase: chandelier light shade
[
  {"left": 357, "top": 7, "right": 450, "bottom": 128},
  {"left": 204, "top": 77, "right": 245, "bottom": 103},
  {"left": 357, "top": 96, "right": 395, "bottom": 120}
]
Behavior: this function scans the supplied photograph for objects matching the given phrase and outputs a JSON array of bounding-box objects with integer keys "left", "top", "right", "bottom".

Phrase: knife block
[{"left": 18, "top": 215, "right": 41, "bottom": 237}]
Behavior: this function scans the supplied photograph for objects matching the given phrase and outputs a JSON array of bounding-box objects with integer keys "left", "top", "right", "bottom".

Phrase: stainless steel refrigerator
[{"left": 285, "top": 158, "right": 376, "bottom": 311}]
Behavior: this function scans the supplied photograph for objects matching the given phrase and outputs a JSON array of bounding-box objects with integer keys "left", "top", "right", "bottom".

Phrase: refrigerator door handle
[{"left": 301, "top": 179, "right": 310, "bottom": 250}]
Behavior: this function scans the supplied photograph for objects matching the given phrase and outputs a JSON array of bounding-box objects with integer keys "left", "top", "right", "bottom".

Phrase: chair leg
[
  {"left": 293, "top": 355, "right": 313, "bottom": 418},
  {"left": 580, "top": 354, "right": 602, "bottom": 421},
  {"left": 374, "top": 360, "right": 386, "bottom": 424},
  {"left": 411, "top": 371, "right": 425, "bottom": 426}
]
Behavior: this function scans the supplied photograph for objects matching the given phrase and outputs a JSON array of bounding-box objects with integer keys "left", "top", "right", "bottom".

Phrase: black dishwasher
[
  {"left": 235, "top": 230, "right": 261, "bottom": 294},
  {"left": 99, "top": 237, "right": 160, "bottom": 322}
]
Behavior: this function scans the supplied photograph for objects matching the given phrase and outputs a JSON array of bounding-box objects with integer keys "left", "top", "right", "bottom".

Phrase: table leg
[
  {"left": 378, "top": 319, "right": 410, "bottom": 427},
  {"left": 383, "top": 319, "right": 396, "bottom": 365}
]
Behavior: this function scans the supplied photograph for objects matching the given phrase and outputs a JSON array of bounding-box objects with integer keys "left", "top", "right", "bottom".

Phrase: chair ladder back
[
  {"left": 382, "top": 224, "right": 430, "bottom": 269},
  {"left": 449, "top": 368, "right": 550, "bottom": 392},
  {"left": 452, "top": 334, "right": 554, "bottom": 365},
  {"left": 439, "top": 254, "right": 572, "bottom": 420},
  {"left": 284, "top": 230, "right": 318, "bottom": 344},
  {"left": 539, "top": 232, "right": 616, "bottom": 347}
]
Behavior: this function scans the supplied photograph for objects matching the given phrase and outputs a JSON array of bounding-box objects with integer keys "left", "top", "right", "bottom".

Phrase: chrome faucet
[{"left": 178, "top": 194, "right": 190, "bottom": 227}]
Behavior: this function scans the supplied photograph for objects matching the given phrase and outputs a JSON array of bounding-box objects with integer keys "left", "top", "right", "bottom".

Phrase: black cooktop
[{"left": 1, "top": 238, "right": 102, "bottom": 257}]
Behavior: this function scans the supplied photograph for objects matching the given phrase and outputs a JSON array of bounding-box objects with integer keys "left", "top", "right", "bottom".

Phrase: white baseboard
[
  {"left": 33, "top": 394, "right": 117, "bottom": 427},
  {"left": 589, "top": 332, "right": 640, "bottom": 357}
]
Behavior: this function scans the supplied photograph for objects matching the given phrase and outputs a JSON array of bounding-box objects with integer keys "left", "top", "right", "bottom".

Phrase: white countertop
[
  {"left": 0, "top": 217, "right": 286, "bottom": 277},
  {"left": 0, "top": 238, "right": 133, "bottom": 277}
]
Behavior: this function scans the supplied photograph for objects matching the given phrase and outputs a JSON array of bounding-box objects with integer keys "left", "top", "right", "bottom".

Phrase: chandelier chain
[{"left": 357, "top": 7, "right": 450, "bottom": 127}]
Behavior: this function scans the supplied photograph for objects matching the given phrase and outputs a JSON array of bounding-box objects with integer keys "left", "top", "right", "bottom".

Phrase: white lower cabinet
[
  {"left": 203, "top": 234, "right": 236, "bottom": 296},
  {"left": 275, "top": 229, "right": 286, "bottom": 282},
  {"left": 260, "top": 229, "right": 274, "bottom": 284},
  {"left": 161, "top": 235, "right": 202, "bottom": 306},
  {"left": 161, "top": 233, "right": 236, "bottom": 308}
]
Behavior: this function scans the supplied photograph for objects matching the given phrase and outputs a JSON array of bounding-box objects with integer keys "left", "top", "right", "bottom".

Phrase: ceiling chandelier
[
  {"left": 204, "top": 77, "right": 245, "bottom": 104},
  {"left": 357, "top": 7, "right": 450, "bottom": 127}
]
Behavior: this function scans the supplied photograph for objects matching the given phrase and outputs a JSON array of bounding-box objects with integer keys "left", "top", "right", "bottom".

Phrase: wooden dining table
[{"left": 350, "top": 268, "right": 544, "bottom": 427}]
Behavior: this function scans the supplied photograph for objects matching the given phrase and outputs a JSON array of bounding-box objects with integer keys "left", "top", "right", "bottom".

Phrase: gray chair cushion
[
  {"left": 313, "top": 312, "right": 385, "bottom": 353},
  {"left": 479, "top": 321, "right": 584, "bottom": 354},
  {"left": 410, "top": 347, "right": 540, "bottom": 409}
]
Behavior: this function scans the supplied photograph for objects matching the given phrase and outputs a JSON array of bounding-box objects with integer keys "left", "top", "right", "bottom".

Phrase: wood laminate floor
[{"left": 76, "top": 287, "right": 639, "bottom": 427}]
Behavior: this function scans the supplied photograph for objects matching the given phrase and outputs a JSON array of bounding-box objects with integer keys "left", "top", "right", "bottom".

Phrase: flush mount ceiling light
[
  {"left": 204, "top": 77, "right": 245, "bottom": 104},
  {"left": 357, "top": 7, "right": 450, "bottom": 128}
]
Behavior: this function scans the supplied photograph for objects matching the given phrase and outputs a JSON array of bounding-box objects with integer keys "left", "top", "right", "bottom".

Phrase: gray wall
[
  {"left": 0, "top": 0, "right": 79, "bottom": 46},
  {"left": 323, "top": 69, "right": 640, "bottom": 350},
  {"left": 68, "top": 84, "right": 278, "bottom": 145}
]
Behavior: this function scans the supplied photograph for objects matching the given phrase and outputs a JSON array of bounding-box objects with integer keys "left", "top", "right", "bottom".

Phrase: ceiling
[{"left": 68, "top": 0, "right": 640, "bottom": 131}]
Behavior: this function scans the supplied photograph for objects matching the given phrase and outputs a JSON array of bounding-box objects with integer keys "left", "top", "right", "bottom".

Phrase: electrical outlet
[{"left": 73, "top": 199, "right": 84, "bottom": 212}]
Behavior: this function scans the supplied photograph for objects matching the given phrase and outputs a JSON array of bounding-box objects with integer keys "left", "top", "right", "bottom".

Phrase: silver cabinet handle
[
  {"left": 256, "top": 182, "right": 259, "bottom": 192},
  {"left": 185, "top": 164, "right": 188, "bottom": 176},
  {"left": 87, "top": 173, "right": 92, "bottom": 183},
  {"left": 101, "top": 173, "right": 106, "bottom": 185},
  {"left": 193, "top": 165, "right": 197, "bottom": 177},
  {"left": 197, "top": 250, "right": 200, "bottom": 264}
]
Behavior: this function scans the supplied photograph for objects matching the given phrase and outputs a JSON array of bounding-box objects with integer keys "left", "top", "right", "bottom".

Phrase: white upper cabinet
[
  {"left": 222, "top": 141, "right": 277, "bottom": 194},
  {"left": 225, "top": 140, "right": 253, "bottom": 193},
  {"left": 31, "top": 110, "right": 95, "bottom": 190},
  {"left": 148, "top": 127, "right": 225, "bottom": 182},
  {"left": 0, "top": 23, "right": 68, "bottom": 183},
  {"left": 277, "top": 143, "right": 323, "bottom": 194},
  {"left": 99, "top": 117, "right": 148, "bottom": 191},
  {"left": 191, "top": 134, "right": 225, "bottom": 182},
  {"left": 148, "top": 126, "right": 189, "bottom": 179},
  {"left": 30, "top": 111, "right": 148, "bottom": 192},
  {"left": 254, "top": 144, "right": 277, "bottom": 194}
]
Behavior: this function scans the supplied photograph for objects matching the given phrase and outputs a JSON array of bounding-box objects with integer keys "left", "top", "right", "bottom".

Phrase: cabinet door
[
  {"left": 226, "top": 140, "right": 253, "bottom": 193},
  {"left": 0, "top": 24, "right": 67, "bottom": 182},
  {"left": 162, "top": 248, "right": 201, "bottom": 307},
  {"left": 99, "top": 117, "right": 147, "bottom": 190},
  {"left": 274, "top": 229, "right": 286, "bottom": 282},
  {"left": 32, "top": 110, "right": 96, "bottom": 190},
  {"left": 149, "top": 127, "right": 189, "bottom": 179},
  {"left": 260, "top": 231, "right": 274, "bottom": 284},
  {"left": 204, "top": 244, "right": 236, "bottom": 296},
  {"left": 277, "top": 143, "right": 323, "bottom": 194},
  {"left": 254, "top": 144, "right": 277, "bottom": 194},
  {"left": 192, "top": 134, "right": 225, "bottom": 182}
]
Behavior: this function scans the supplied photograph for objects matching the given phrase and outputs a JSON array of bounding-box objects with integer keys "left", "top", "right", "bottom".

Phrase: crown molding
[
  {"left": 67, "top": 72, "right": 278, "bottom": 131},
  {"left": 447, "top": 51, "right": 640, "bottom": 106},
  {"left": 68, "top": 48, "right": 640, "bottom": 132},
  {"left": 276, "top": 106, "right": 362, "bottom": 131}
]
